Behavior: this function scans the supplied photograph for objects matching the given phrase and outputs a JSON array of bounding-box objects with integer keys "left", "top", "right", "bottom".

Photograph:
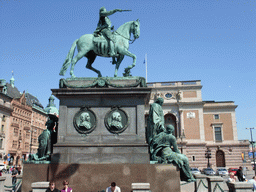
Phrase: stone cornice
[
  {"left": 203, "top": 105, "right": 238, "bottom": 110},
  {"left": 150, "top": 85, "right": 203, "bottom": 90},
  {"left": 54, "top": 143, "right": 148, "bottom": 147},
  {"left": 176, "top": 101, "right": 204, "bottom": 106}
]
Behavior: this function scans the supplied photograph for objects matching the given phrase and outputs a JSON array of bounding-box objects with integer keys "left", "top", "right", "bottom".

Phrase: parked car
[
  {"left": 202, "top": 168, "right": 216, "bottom": 175},
  {"left": 228, "top": 168, "right": 238, "bottom": 175},
  {"left": 0, "top": 163, "right": 6, "bottom": 171},
  {"left": 190, "top": 168, "right": 201, "bottom": 175},
  {"left": 216, "top": 168, "right": 228, "bottom": 176}
]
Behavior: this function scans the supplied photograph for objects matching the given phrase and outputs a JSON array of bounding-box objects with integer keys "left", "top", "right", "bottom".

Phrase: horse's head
[{"left": 132, "top": 19, "right": 140, "bottom": 39}]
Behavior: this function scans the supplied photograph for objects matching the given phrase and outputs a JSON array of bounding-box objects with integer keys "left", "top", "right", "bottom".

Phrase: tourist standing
[
  {"left": 227, "top": 172, "right": 238, "bottom": 183},
  {"left": 45, "top": 181, "right": 60, "bottom": 192},
  {"left": 17, "top": 165, "right": 22, "bottom": 175},
  {"left": 61, "top": 180, "right": 72, "bottom": 192},
  {"left": 6, "top": 165, "right": 9, "bottom": 173},
  {"left": 106, "top": 182, "right": 121, "bottom": 192},
  {"left": 11, "top": 167, "right": 18, "bottom": 185}
]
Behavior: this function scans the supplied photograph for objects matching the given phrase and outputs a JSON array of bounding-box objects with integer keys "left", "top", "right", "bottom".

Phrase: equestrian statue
[{"left": 59, "top": 7, "right": 140, "bottom": 78}]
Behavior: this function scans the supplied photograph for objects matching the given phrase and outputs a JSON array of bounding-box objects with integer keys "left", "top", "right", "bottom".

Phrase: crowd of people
[{"left": 46, "top": 181, "right": 120, "bottom": 192}]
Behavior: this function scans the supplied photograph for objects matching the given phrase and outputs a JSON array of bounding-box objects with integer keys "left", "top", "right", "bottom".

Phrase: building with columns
[{"left": 145, "top": 80, "right": 250, "bottom": 169}]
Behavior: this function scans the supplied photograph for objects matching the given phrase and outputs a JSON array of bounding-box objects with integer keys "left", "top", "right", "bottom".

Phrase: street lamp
[
  {"left": 246, "top": 127, "right": 256, "bottom": 175},
  {"left": 205, "top": 148, "right": 212, "bottom": 168}
]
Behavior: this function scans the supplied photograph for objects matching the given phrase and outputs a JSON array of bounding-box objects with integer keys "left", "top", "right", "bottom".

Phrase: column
[{"left": 179, "top": 110, "right": 184, "bottom": 137}]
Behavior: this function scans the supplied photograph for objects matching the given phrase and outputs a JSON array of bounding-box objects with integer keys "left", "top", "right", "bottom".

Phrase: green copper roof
[{"left": 44, "top": 95, "right": 59, "bottom": 115}]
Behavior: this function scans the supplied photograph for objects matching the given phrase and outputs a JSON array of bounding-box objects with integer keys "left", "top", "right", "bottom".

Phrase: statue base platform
[
  {"left": 59, "top": 76, "right": 147, "bottom": 88},
  {"left": 51, "top": 79, "right": 151, "bottom": 164},
  {"left": 22, "top": 163, "right": 180, "bottom": 192}
]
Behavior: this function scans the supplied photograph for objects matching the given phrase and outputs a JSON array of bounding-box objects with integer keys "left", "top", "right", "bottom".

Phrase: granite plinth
[
  {"left": 22, "top": 164, "right": 180, "bottom": 192},
  {"left": 51, "top": 85, "right": 151, "bottom": 164}
]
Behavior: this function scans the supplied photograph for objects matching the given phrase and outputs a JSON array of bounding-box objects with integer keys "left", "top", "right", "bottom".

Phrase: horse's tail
[{"left": 59, "top": 39, "right": 79, "bottom": 76}]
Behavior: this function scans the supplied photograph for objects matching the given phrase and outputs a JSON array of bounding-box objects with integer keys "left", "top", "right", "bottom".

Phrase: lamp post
[
  {"left": 246, "top": 127, "right": 256, "bottom": 175},
  {"left": 205, "top": 148, "right": 212, "bottom": 168}
]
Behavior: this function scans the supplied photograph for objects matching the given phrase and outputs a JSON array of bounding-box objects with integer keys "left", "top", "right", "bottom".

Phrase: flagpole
[{"left": 145, "top": 53, "right": 147, "bottom": 83}]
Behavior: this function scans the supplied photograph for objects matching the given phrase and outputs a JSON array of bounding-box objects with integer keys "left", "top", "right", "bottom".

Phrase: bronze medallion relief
[
  {"left": 105, "top": 108, "right": 129, "bottom": 134},
  {"left": 73, "top": 108, "right": 97, "bottom": 134}
]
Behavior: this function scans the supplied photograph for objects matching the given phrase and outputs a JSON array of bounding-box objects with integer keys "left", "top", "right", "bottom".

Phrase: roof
[
  {"left": 25, "top": 93, "right": 44, "bottom": 109},
  {"left": 6, "top": 83, "right": 21, "bottom": 99}
]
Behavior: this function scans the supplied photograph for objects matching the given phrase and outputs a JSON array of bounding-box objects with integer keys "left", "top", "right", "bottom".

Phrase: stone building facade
[
  {"left": 0, "top": 81, "right": 13, "bottom": 160},
  {"left": 145, "top": 80, "right": 250, "bottom": 169},
  {"left": 0, "top": 77, "right": 48, "bottom": 166}
]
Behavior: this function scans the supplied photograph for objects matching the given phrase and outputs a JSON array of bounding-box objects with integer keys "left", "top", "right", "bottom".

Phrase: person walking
[{"left": 235, "top": 166, "right": 246, "bottom": 182}]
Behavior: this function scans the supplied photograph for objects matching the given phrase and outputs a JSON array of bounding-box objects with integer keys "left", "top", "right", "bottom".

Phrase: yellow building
[{"left": 145, "top": 80, "right": 250, "bottom": 169}]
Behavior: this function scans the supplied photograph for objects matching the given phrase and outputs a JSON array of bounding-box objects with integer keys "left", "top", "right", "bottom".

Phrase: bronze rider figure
[{"left": 94, "top": 7, "right": 124, "bottom": 57}]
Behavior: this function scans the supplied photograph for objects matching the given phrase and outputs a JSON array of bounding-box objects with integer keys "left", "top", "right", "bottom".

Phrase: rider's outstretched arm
[{"left": 100, "top": 9, "right": 122, "bottom": 17}]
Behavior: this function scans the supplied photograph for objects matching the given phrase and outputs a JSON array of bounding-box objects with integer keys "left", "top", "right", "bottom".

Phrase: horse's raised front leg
[
  {"left": 70, "top": 50, "right": 87, "bottom": 78},
  {"left": 119, "top": 49, "right": 136, "bottom": 77},
  {"left": 86, "top": 53, "right": 102, "bottom": 77},
  {"left": 114, "top": 55, "right": 124, "bottom": 77}
]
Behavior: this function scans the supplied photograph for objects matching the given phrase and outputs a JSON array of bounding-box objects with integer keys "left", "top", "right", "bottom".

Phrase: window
[
  {"left": 214, "top": 114, "right": 219, "bottom": 120},
  {"left": 12, "top": 140, "right": 18, "bottom": 148},
  {"left": 192, "top": 156, "right": 196, "bottom": 162},
  {"left": 214, "top": 127, "right": 222, "bottom": 142},
  {"left": 2, "top": 115, "right": 5, "bottom": 122},
  {"left": 25, "top": 143, "right": 29, "bottom": 150},
  {"left": 14, "top": 129, "right": 18, "bottom": 136},
  {"left": 1, "top": 125, "right": 4, "bottom": 132},
  {"left": 26, "top": 131, "right": 30, "bottom": 138}
]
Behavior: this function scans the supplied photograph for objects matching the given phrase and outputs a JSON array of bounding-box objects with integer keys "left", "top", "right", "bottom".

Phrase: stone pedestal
[
  {"left": 31, "top": 182, "right": 49, "bottom": 192},
  {"left": 52, "top": 78, "right": 151, "bottom": 164},
  {"left": 206, "top": 176, "right": 224, "bottom": 192},
  {"left": 132, "top": 183, "right": 150, "bottom": 192},
  {"left": 0, "top": 177, "right": 6, "bottom": 192},
  {"left": 194, "top": 174, "right": 208, "bottom": 192},
  {"left": 22, "top": 164, "right": 180, "bottom": 192},
  {"left": 226, "top": 182, "right": 254, "bottom": 192}
]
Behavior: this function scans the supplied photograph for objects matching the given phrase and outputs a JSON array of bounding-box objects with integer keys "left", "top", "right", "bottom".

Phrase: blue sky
[{"left": 1, "top": 0, "right": 255, "bottom": 140}]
